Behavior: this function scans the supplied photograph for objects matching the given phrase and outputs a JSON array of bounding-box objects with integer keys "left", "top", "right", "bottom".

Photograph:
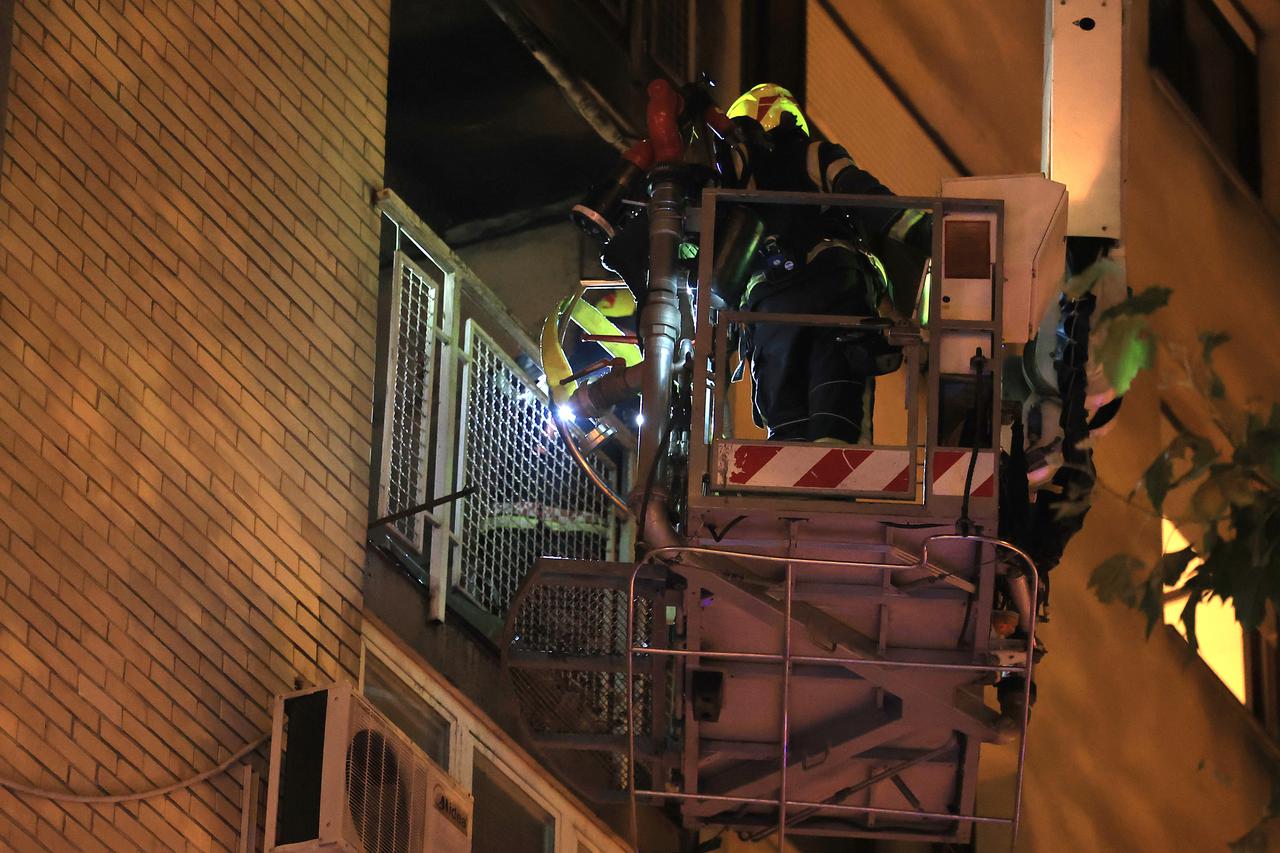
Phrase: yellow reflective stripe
[
  {"left": 806, "top": 141, "right": 823, "bottom": 189},
  {"left": 740, "top": 271, "right": 768, "bottom": 307},
  {"left": 824, "top": 157, "right": 854, "bottom": 193},
  {"left": 569, "top": 300, "right": 642, "bottom": 366},
  {"left": 889, "top": 208, "right": 927, "bottom": 242},
  {"left": 918, "top": 265, "right": 932, "bottom": 327},
  {"left": 865, "top": 251, "right": 891, "bottom": 302},
  {"left": 540, "top": 295, "right": 577, "bottom": 405}
]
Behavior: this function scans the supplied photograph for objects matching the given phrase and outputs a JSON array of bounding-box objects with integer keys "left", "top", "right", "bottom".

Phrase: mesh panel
[
  {"left": 509, "top": 585, "right": 654, "bottom": 794},
  {"left": 386, "top": 257, "right": 438, "bottom": 548},
  {"left": 456, "top": 322, "right": 618, "bottom": 615},
  {"left": 343, "top": 697, "right": 429, "bottom": 853}
]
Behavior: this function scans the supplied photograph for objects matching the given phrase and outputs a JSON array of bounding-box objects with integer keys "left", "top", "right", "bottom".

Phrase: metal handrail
[{"left": 623, "top": 535, "right": 1039, "bottom": 851}]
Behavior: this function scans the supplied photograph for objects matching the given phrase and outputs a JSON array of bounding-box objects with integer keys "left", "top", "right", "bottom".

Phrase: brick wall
[{"left": 0, "top": 1, "right": 389, "bottom": 849}]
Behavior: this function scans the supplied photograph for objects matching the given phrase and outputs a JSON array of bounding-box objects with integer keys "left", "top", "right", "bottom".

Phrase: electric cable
[
  {"left": 0, "top": 733, "right": 268, "bottom": 804},
  {"left": 957, "top": 349, "right": 989, "bottom": 533}
]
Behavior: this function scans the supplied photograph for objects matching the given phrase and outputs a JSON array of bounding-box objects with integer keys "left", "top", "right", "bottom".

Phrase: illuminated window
[{"left": 1161, "top": 520, "right": 1246, "bottom": 702}]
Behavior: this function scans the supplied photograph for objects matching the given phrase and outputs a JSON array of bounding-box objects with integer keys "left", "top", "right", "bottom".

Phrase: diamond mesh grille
[
  {"left": 343, "top": 695, "right": 429, "bottom": 853},
  {"left": 456, "top": 322, "right": 619, "bottom": 615},
  {"left": 509, "top": 584, "right": 654, "bottom": 794},
  {"left": 385, "top": 257, "right": 438, "bottom": 549}
]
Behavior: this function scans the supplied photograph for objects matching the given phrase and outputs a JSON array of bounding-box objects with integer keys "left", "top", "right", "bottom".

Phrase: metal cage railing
[
  {"left": 454, "top": 321, "right": 622, "bottom": 616},
  {"left": 623, "top": 535, "right": 1040, "bottom": 852},
  {"left": 375, "top": 252, "right": 441, "bottom": 551},
  {"left": 373, "top": 189, "right": 633, "bottom": 627}
]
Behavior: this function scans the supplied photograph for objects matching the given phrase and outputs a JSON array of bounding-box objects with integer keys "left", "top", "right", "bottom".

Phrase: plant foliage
[{"left": 1087, "top": 292, "right": 1280, "bottom": 649}]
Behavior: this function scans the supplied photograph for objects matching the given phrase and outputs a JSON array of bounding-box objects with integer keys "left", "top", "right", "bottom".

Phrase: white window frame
[{"left": 360, "top": 621, "right": 630, "bottom": 853}]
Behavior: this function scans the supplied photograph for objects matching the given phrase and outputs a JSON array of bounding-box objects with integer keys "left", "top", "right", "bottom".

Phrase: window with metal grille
[
  {"left": 373, "top": 197, "right": 633, "bottom": 636},
  {"left": 1149, "top": 0, "right": 1261, "bottom": 193},
  {"left": 384, "top": 254, "right": 440, "bottom": 549},
  {"left": 453, "top": 320, "right": 621, "bottom": 616}
]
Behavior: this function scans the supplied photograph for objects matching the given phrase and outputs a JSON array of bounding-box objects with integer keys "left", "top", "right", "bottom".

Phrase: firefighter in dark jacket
[
  {"left": 720, "top": 83, "right": 914, "bottom": 444},
  {"left": 573, "top": 83, "right": 926, "bottom": 443}
]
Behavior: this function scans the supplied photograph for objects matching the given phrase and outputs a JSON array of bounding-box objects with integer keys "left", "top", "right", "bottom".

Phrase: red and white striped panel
[
  {"left": 930, "top": 449, "right": 995, "bottom": 497},
  {"left": 716, "top": 442, "right": 912, "bottom": 494}
]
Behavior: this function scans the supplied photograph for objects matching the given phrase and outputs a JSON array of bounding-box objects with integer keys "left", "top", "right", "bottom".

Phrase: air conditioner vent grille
[{"left": 344, "top": 699, "right": 429, "bottom": 853}]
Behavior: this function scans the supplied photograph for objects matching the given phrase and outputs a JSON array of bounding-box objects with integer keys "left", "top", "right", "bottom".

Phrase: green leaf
[
  {"left": 1160, "top": 547, "right": 1197, "bottom": 586},
  {"left": 1095, "top": 314, "right": 1153, "bottom": 396},
  {"left": 1166, "top": 432, "right": 1219, "bottom": 490},
  {"left": 1181, "top": 593, "right": 1201, "bottom": 652},
  {"left": 1200, "top": 330, "right": 1230, "bottom": 362},
  {"left": 1062, "top": 258, "right": 1124, "bottom": 300},
  {"left": 1144, "top": 452, "right": 1173, "bottom": 513},
  {"left": 1139, "top": 575, "right": 1165, "bottom": 637},
  {"left": 1097, "top": 285, "right": 1173, "bottom": 322},
  {"left": 1191, "top": 466, "right": 1255, "bottom": 520},
  {"left": 1089, "top": 554, "right": 1144, "bottom": 605}
]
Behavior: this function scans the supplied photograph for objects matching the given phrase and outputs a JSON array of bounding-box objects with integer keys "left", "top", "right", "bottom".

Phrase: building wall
[
  {"left": 814, "top": 1, "right": 1280, "bottom": 850},
  {"left": 0, "top": 1, "right": 388, "bottom": 849}
]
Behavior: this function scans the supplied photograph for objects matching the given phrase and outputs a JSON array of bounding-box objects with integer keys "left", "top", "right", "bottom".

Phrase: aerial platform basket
[{"left": 505, "top": 186, "right": 1058, "bottom": 849}]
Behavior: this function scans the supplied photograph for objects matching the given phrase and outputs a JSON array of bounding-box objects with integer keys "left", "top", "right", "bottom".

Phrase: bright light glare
[
  {"left": 557, "top": 404, "right": 574, "bottom": 422},
  {"left": 635, "top": 413, "right": 645, "bottom": 427}
]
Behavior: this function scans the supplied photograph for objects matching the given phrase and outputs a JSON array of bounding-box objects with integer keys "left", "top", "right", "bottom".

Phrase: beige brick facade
[{"left": 0, "top": 1, "right": 389, "bottom": 849}]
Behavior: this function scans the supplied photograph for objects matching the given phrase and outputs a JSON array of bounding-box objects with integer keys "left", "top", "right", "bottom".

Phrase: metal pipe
[
  {"left": 748, "top": 741, "right": 955, "bottom": 841},
  {"left": 1008, "top": 568, "right": 1035, "bottom": 635},
  {"left": 625, "top": 559, "right": 640, "bottom": 849},
  {"left": 630, "top": 173, "right": 687, "bottom": 551},
  {"left": 629, "top": 646, "right": 1025, "bottom": 674},
  {"left": 632, "top": 788, "right": 1012, "bottom": 825},
  {"left": 567, "top": 362, "right": 645, "bottom": 419},
  {"left": 366, "top": 486, "right": 476, "bottom": 529},
  {"left": 553, "top": 413, "right": 630, "bottom": 516},
  {"left": 636, "top": 488, "right": 684, "bottom": 552},
  {"left": 778, "top": 549, "right": 795, "bottom": 850}
]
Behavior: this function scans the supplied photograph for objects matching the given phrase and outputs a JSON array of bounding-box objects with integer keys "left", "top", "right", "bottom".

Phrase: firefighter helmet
[{"left": 726, "top": 83, "right": 810, "bottom": 136}]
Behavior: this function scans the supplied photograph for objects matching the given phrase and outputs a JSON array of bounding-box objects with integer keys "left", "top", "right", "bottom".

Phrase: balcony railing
[{"left": 369, "top": 189, "right": 632, "bottom": 631}]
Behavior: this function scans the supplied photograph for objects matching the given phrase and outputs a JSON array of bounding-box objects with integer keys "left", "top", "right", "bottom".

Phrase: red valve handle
[
  {"left": 622, "top": 139, "right": 655, "bottom": 170},
  {"left": 704, "top": 105, "right": 734, "bottom": 139},
  {"left": 646, "top": 79, "right": 684, "bottom": 164}
]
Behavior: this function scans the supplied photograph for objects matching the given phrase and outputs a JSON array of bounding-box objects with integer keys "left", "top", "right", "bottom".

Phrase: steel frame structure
[
  {"left": 688, "top": 189, "right": 1004, "bottom": 525},
  {"left": 623, "top": 537, "right": 1038, "bottom": 851},
  {"left": 501, "top": 187, "right": 1040, "bottom": 850}
]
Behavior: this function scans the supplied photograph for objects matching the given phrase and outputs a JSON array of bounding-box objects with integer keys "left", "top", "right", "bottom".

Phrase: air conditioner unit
[{"left": 264, "top": 682, "right": 472, "bottom": 853}]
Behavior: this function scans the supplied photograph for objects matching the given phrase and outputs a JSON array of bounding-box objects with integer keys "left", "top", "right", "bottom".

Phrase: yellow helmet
[
  {"left": 726, "top": 83, "right": 810, "bottom": 136},
  {"left": 593, "top": 287, "right": 637, "bottom": 317}
]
